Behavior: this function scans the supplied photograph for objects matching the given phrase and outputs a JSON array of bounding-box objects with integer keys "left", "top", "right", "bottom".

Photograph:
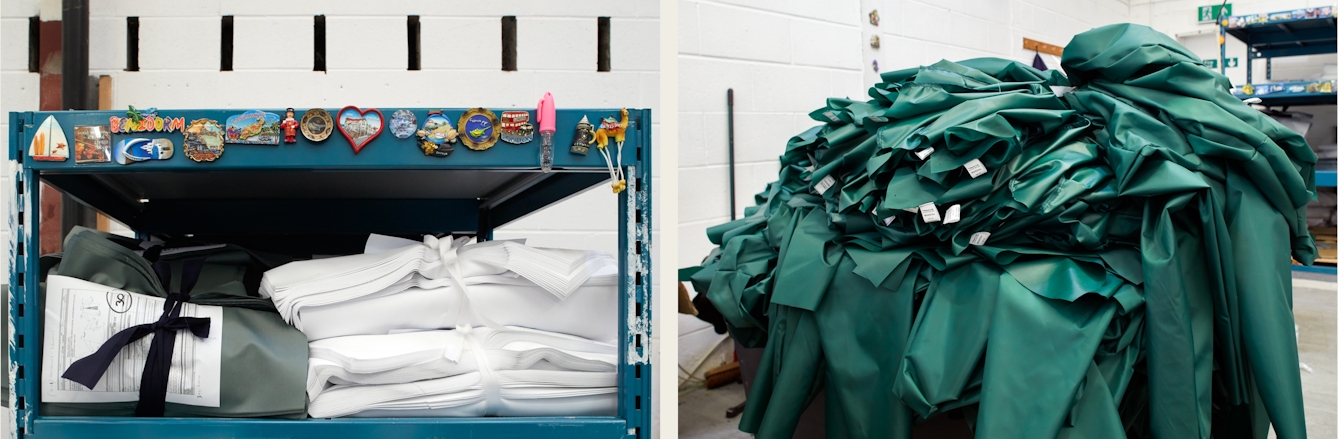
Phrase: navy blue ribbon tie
[{"left": 61, "top": 257, "right": 212, "bottom": 417}]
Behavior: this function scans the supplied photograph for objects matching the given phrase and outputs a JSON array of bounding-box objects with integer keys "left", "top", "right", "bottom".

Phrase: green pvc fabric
[
  {"left": 39, "top": 227, "right": 309, "bottom": 418},
  {"left": 689, "top": 24, "right": 1315, "bottom": 439}
]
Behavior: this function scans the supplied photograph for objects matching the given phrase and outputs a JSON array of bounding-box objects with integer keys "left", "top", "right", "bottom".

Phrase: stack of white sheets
[{"left": 260, "top": 235, "right": 621, "bottom": 418}]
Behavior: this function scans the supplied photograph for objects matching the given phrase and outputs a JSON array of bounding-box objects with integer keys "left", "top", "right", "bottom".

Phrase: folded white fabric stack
[{"left": 260, "top": 235, "right": 621, "bottom": 418}]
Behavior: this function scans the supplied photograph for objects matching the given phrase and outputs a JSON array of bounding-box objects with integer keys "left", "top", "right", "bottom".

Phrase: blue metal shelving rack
[
  {"left": 1222, "top": 9, "right": 1337, "bottom": 107},
  {"left": 6, "top": 108, "right": 653, "bottom": 438}
]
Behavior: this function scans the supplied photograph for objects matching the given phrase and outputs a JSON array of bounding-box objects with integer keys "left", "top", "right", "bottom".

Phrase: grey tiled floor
[{"left": 679, "top": 275, "right": 1338, "bottom": 439}]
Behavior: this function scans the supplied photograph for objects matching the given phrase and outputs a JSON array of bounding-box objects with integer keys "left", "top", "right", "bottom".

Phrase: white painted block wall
[{"left": 678, "top": 0, "right": 867, "bottom": 269}]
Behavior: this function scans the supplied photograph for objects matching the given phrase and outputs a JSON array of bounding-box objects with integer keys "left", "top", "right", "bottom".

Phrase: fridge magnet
[
  {"left": 109, "top": 106, "right": 185, "bottom": 134},
  {"left": 301, "top": 108, "right": 334, "bottom": 142},
  {"left": 224, "top": 110, "right": 282, "bottom": 145},
  {"left": 536, "top": 92, "right": 556, "bottom": 172},
  {"left": 571, "top": 115, "right": 594, "bottom": 155},
  {"left": 280, "top": 108, "right": 300, "bottom": 144},
  {"left": 183, "top": 119, "right": 225, "bottom": 162},
  {"left": 28, "top": 115, "right": 69, "bottom": 161},
  {"left": 594, "top": 109, "right": 629, "bottom": 193},
  {"left": 415, "top": 111, "right": 458, "bottom": 157},
  {"left": 73, "top": 125, "right": 112, "bottom": 164},
  {"left": 113, "top": 138, "right": 174, "bottom": 165},
  {"left": 458, "top": 107, "right": 500, "bottom": 151},
  {"left": 869, "top": 10, "right": 879, "bottom": 26},
  {"left": 499, "top": 111, "right": 535, "bottom": 144},
  {"left": 337, "top": 106, "right": 384, "bottom": 154},
  {"left": 871, "top": 35, "right": 880, "bottom": 49},
  {"left": 390, "top": 110, "right": 418, "bottom": 139},
  {"left": 873, "top": 60, "right": 880, "bottom": 73}
]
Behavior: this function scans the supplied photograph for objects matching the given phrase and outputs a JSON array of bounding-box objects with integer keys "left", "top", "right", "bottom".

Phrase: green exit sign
[
  {"left": 1199, "top": 4, "right": 1232, "bottom": 22},
  {"left": 1205, "top": 58, "right": 1239, "bottom": 68}
]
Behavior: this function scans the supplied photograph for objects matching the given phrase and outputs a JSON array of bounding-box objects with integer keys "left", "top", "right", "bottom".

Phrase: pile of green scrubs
[{"left": 689, "top": 24, "right": 1316, "bottom": 439}]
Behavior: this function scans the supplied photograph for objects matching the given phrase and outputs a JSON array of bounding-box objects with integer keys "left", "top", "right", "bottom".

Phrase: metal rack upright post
[{"left": 7, "top": 107, "right": 653, "bottom": 438}]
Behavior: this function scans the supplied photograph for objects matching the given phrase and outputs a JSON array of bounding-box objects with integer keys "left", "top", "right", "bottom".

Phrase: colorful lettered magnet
[
  {"left": 458, "top": 107, "right": 500, "bottom": 151},
  {"left": 499, "top": 111, "right": 535, "bottom": 144},
  {"left": 224, "top": 110, "right": 282, "bottom": 145},
  {"left": 109, "top": 106, "right": 185, "bottom": 134},
  {"left": 416, "top": 111, "right": 457, "bottom": 157},
  {"left": 280, "top": 108, "right": 300, "bottom": 144},
  {"left": 571, "top": 115, "right": 594, "bottom": 155},
  {"left": 183, "top": 119, "right": 225, "bottom": 162},
  {"left": 28, "top": 115, "right": 69, "bottom": 161},
  {"left": 390, "top": 110, "right": 418, "bottom": 139},
  {"left": 114, "top": 138, "right": 174, "bottom": 165},
  {"left": 73, "top": 125, "right": 111, "bottom": 164},
  {"left": 301, "top": 108, "right": 334, "bottom": 142},
  {"left": 337, "top": 106, "right": 384, "bottom": 154},
  {"left": 869, "top": 10, "right": 879, "bottom": 26}
]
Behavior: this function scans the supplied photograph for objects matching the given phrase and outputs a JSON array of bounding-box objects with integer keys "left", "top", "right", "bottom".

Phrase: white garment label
[
  {"left": 823, "top": 111, "right": 840, "bottom": 122},
  {"left": 1050, "top": 85, "right": 1074, "bottom": 97},
  {"left": 919, "top": 202, "right": 941, "bottom": 223},
  {"left": 883, "top": 216, "right": 896, "bottom": 226},
  {"left": 914, "top": 147, "right": 935, "bottom": 160},
  {"left": 42, "top": 275, "right": 223, "bottom": 407},
  {"left": 869, "top": 115, "right": 888, "bottom": 122},
  {"left": 815, "top": 175, "right": 837, "bottom": 195},
  {"left": 943, "top": 204, "right": 961, "bottom": 224},
  {"left": 969, "top": 232, "right": 991, "bottom": 246},
  {"left": 964, "top": 159, "right": 987, "bottom": 178},
  {"left": 903, "top": 207, "right": 919, "bottom": 212}
]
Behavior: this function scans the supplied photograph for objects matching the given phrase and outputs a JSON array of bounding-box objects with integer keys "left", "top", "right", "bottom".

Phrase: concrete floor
[{"left": 680, "top": 274, "right": 1338, "bottom": 439}]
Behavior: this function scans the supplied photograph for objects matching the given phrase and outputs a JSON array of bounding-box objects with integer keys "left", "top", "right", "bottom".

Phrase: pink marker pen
[{"left": 537, "top": 92, "right": 556, "bottom": 172}]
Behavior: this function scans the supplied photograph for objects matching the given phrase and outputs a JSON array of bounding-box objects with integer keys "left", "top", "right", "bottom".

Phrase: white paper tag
[
  {"left": 903, "top": 207, "right": 918, "bottom": 212},
  {"left": 883, "top": 216, "right": 896, "bottom": 226},
  {"left": 869, "top": 115, "right": 888, "bottom": 122},
  {"left": 815, "top": 175, "right": 837, "bottom": 195},
  {"left": 914, "top": 147, "right": 935, "bottom": 160},
  {"left": 919, "top": 202, "right": 940, "bottom": 223},
  {"left": 823, "top": 111, "right": 840, "bottom": 122},
  {"left": 964, "top": 159, "right": 987, "bottom": 178},
  {"left": 969, "top": 232, "right": 991, "bottom": 246},
  {"left": 943, "top": 204, "right": 961, "bottom": 224}
]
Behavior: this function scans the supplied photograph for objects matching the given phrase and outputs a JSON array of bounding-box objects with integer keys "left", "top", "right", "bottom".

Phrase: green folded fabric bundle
[
  {"left": 689, "top": 24, "right": 1315, "bottom": 439},
  {"left": 40, "top": 227, "right": 309, "bottom": 418}
]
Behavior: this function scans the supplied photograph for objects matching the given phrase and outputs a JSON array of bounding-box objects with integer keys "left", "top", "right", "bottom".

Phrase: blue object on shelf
[
  {"left": 1317, "top": 170, "right": 1336, "bottom": 188},
  {"left": 7, "top": 108, "right": 654, "bottom": 439}
]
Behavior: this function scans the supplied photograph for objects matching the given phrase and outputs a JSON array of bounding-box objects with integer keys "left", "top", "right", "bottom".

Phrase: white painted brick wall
[
  {"left": 518, "top": 17, "right": 598, "bottom": 71},
  {"left": 420, "top": 17, "right": 501, "bottom": 70},
  {"left": 232, "top": 16, "right": 316, "bottom": 71},
  {"left": 678, "top": 0, "right": 866, "bottom": 269},
  {"left": 1, "top": 1, "right": 658, "bottom": 274}
]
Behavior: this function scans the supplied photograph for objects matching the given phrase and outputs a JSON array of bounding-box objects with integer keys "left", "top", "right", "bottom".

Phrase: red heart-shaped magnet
[{"left": 336, "top": 106, "right": 384, "bottom": 154}]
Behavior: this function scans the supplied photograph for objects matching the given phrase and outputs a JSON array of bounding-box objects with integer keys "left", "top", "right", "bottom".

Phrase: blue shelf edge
[
  {"left": 29, "top": 416, "right": 630, "bottom": 439},
  {"left": 1292, "top": 264, "right": 1337, "bottom": 275}
]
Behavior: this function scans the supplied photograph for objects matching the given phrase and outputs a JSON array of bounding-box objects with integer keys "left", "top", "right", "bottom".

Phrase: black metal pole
[
  {"left": 727, "top": 89, "right": 737, "bottom": 221},
  {"left": 62, "top": 0, "right": 95, "bottom": 238},
  {"left": 61, "top": 0, "right": 88, "bottom": 110}
]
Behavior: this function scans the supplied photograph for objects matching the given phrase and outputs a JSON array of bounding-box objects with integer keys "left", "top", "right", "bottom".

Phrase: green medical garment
[
  {"left": 40, "top": 227, "right": 308, "bottom": 419},
  {"left": 691, "top": 23, "right": 1314, "bottom": 439}
]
